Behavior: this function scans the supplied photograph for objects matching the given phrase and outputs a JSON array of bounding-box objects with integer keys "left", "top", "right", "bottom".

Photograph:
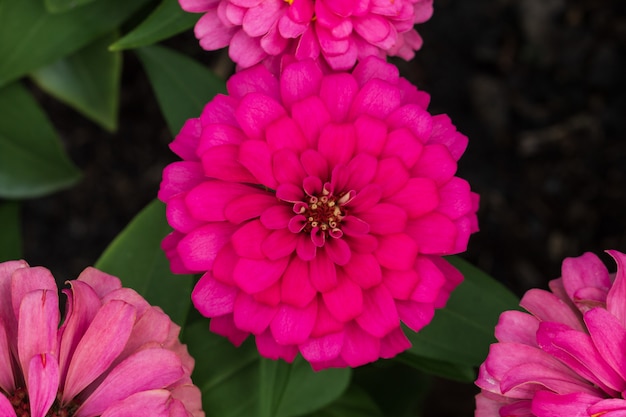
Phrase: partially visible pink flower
[
  {"left": 179, "top": 0, "right": 433, "bottom": 70},
  {"left": 0, "top": 260, "right": 204, "bottom": 417},
  {"left": 159, "top": 56, "right": 479, "bottom": 370},
  {"left": 475, "top": 250, "right": 626, "bottom": 417}
]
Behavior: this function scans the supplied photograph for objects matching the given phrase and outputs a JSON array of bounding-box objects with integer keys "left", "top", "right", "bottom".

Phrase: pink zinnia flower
[
  {"left": 179, "top": 0, "right": 433, "bottom": 70},
  {"left": 475, "top": 250, "right": 626, "bottom": 417},
  {"left": 159, "top": 57, "right": 478, "bottom": 370},
  {"left": 0, "top": 260, "right": 204, "bottom": 417}
]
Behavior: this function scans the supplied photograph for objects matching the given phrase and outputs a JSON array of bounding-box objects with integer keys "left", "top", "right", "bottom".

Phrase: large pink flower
[
  {"left": 0, "top": 260, "right": 204, "bottom": 417},
  {"left": 159, "top": 57, "right": 478, "bottom": 370},
  {"left": 179, "top": 0, "right": 433, "bottom": 70},
  {"left": 476, "top": 250, "right": 626, "bottom": 417}
]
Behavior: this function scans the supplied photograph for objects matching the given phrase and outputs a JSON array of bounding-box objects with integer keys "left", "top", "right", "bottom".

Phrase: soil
[{"left": 19, "top": 0, "right": 626, "bottom": 416}]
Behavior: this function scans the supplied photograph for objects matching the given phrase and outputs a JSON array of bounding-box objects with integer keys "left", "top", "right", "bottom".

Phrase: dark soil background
[{"left": 19, "top": 0, "right": 626, "bottom": 416}]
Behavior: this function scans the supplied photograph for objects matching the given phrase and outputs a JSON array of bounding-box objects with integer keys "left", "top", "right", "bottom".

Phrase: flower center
[
  {"left": 8, "top": 388, "right": 79, "bottom": 417},
  {"left": 302, "top": 194, "right": 345, "bottom": 236}
]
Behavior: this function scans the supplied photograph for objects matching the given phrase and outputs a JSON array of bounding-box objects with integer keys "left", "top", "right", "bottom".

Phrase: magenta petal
[
  {"left": 519, "top": 288, "right": 585, "bottom": 332},
  {"left": 255, "top": 330, "right": 298, "bottom": 362},
  {"left": 374, "top": 233, "right": 418, "bottom": 270},
  {"left": 260, "top": 204, "right": 293, "bottom": 229},
  {"left": 280, "top": 59, "right": 323, "bottom": 108},
  {"left": 405, "top": 213, "right": 458, "bottom": 255},
  {"left": 63, "top": 300, "right": 136, "bottom": 402},
  {"left": 0, "top": 394, "right": 16, "bottom": 417},
  {"left": 273, "top": 149, "right": 307, "bottom": 185},
  {"left": 281, "top": 257, "right": 317, "bottom": 307},
  {"left": 209, "top": 314, "right": 249, "bottom": 346},
  {"left": 386, "top": 178, "right": 439, "bottom": 218},
  {"left": 158, "top": 161, "right": 204, "bottom": 202},
  {"left": 233, "top": 256, "right": 289, "bottom": 293},
  {"left": 226, "top": 58, "right": 279, "bottom": 100},
  {"left": 324, "top": 238, "right": 352, "bottom": 266},
  {"left": 99, "top": 389, "right": 174, "bottom": 417},
  {"left": 349, "top": 79, "right": 401, "bottom": 119},
  {"left": 212, "top": 243, "right": 238, "bottom": 285},
  {"left": 166, "top": 194, "right": 204, "bottom": 233},
  {"left": 296, "top": 235, "right": 317, "bottom": 260},
  {"left": 75, "top": 349, "right": 185, "bottom": 417},
  {"left": 342, "top": 252, "right": 382, "bottom": 289},
  {"left": 192, "top": 273, "right": 238, "bottom": 317},
  {"left": 319, "top": 73, "right": 359, "bottom": 122},
  {"left": 229, "top": 29, "right": 267, "bottom": 67},
  {"left": 318, "top": 123, "right": 356, "bottom": 167},
  {"left": 178, "top": 223, "right": 238, "bottom": 272},
  {"left": 262, "top": 229, "right": 298, "bottom": 260},
  {"left": 266, "top": 116, "right": 308, "bottom": 152},
  {"left": 309, "top": 249, "right": 338, "bottom": 292},
  {"left": 238, "top": 139, "right": 278, "bottom": 188},
  {"left": 323, "top": 272, "right": 363, "bottom": 322},
  {"left": 531, "top": 391, "right": 600, "bottom": 417},
  {"left": 607, "top": 250, "right": 626, "bottom": 326},
  {"left": 382, "top": 268, "right": 419, "bottom": 300},
  {"left": 354, "top": 115, "right": 388, "bottom": 156},
  {"left": 356, "top": 285, "right": 399, "bottom": 338},
  {"left": 201, "top": 144, "right": 258, "bottom": 184},
  {"left": 233, "top": 292, "right": 277, "bottom": 334},
  {"left": 185, "top": 181, "right": 253, "bottom": 222},
  {"left": 340, "top": 322, "right": 381, "bottom": 367},
  {"left": 373, "top": 157, "right": 410, "bottom": 199},
  {"left": 379, "top": 326, "right": 411, "bottom": 359},
  {"left": 0, "top": 322, "right": 14, "bottom": 393},
  {"left": 291, "top": 96, "right": 331, "bottom": 146},
  {"left": 270, "top": 299, "right": 317, "bottom": 344},
  {"left": 396, "top": 300, "right": 435, "bottom": 332},
  {"left": 411, "top": 144, "right": 457, "bottom": 185},
  {"left": 356, "top": 203, "right": 407, "bottom": 234},
  {"left": 411, "top": 256, "right": 446, "bottom": 303},
  {"left": 225, "top": 193, "right": 277, "bottom": 224},
  {"left": 231, "top": 220, "right": 270, "bottom": 259},
  {"left": 585, "top": 308, "right": 626, "bottom": 382},
  {"left": 28, "top": 353, "right": 59, "bottom": 417},
  {"left": 299, "top": 331, "right": 344, "bottom": 363}
]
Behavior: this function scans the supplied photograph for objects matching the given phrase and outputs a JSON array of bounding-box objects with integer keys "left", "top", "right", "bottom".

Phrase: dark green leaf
[
  {"left": 307, "top": 386, "right": 384, "bottom": 417},
  {"left": 0, "top": 82, "right": 81, "bottom": 198},
  {"left": 136, "top": 44, "right": 226, "bottom": 135},
  {"left": 0, "top": 0, "right": 150, "bottom": 87},
  {"left": 183, "top": 320, "right": 351, "bottom": 417},
  {"left": 395, "top": 352, "right": 476, "bottom": 382},
  {"left": 95, "top": 199, "right": 194, "bottom": 325},
  {"left": 44, "top": 0, "right": 96, "bottom": 13},
  {"left": 31, "top": 32, "right": 121, "bottom": 132},
  {"left": 110, "top": 0, "right": 199, "bottom": 51},
  {"left": 0, "top": 201, "right": 22, "bottom": 261},
  {"left": 406, "top": 256, "right": 520, "bottom": 366}
]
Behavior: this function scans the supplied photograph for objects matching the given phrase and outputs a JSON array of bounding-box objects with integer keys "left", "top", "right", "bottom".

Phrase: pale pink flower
[
  {"left": 0, "top": 260, "right": 204, "bottom": 417},
  {"left": 475, "top": 250, "right": 626, "bottom": 417},
  {"left": 179, "top": 0, "right": 433, "bottom": 70},
  {"left": 159, "top": 57, "right": 478, "bottom": 370}
]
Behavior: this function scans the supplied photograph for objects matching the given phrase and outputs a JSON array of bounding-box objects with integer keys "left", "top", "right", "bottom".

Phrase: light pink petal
[
  {"left": 201, "top": 145, "right": 258, "bottom": 184},
  {"left": 531, "top": 391, "right": 600, "bottom": 417},
  {"left": 356, "top": 284, "right": 399, "bottom": 338},
  {"left": 291, "top": 96, "right": 331, "bottom": 146},
  {"left": 99, "top": 389, "right": 176, "bottom": 417},
  {"left": 309, "top": 249, "right": 338, "bottom": 292},
  {"left": 255, "top": 330, "right": 298, "bottom": 362},
  {"left": 280, "top": 60, "right": 323, "bottom": 108},
  {"left": 494, "top": 310, "right": 539, "bottom": 345},
  {"left": 280, "top": 256, "right": 317, "bottom": 307},
  {"left": 0, "top": 394, "right": 16, "bottom": 417},
  {"left": 225, "top": 193, "right": 278, "bottom": 224},
  {"left": 118, "top": 308, "right": 171, "bottom": 365},
  {"left": 233, "top": 293, "right": 277, "bottom": 334},
  {"left": 0, "top": 321, "right": 14, "bottom": 393},
  {"left": 209, "top": 314, "right": 249, "bottom": 346},
  {"left": 27, "top": 353, "right": 59, "bottom": 417},
  {"left": 238, "top": 139, "right": 278, "bottom": 189},
  {"left": 158, "top": 161, "right": 204, "bottom": 202},
  {"left": 11, "top": 266, "right": 57, "bottom": 321},
  {"left": 192, "top": 273, "right": 238, "bottom": 317},
  {"left": 63, "top": 300, "right": 136, "bottom": 402},
  {"left": 231, "top": 220, "right": 270, "bottom": 259},
  {"left": 265, "top": 117, "right": 308, "bottom": 152},
  {"left": 520, "top": 288, "right": 584, "bottom": 332},
  {"left": 177, "top": 223, "right": 238, "bottom": 271},
  {"left": 233, "top": 256, "right": 289, "bottom": 293},
  {"left": 607, "top": 250, "right": 626, "bottom": 326},
  {"left": 229, "top": 29, "right": 267, "bottom": 67},
  {"left": 270, "top": 299, "right": 317, "bottom": 344},
  {"left": 195, "top": 9, "right": 238, "bottom": 50},
  {"left": 319, "top": 73, "right": 359, "bottom": 122},
  {"left": 349, "top": 79, "right": 401, "bottom": 120},
  {"left": 561, "top": 251, "right": 611, "bottom": 304},
  {"left": 299, "top": 331, "right": 344, "bottom": 363},
  {"left": 18, "top": 289, "right": 59, "bottom": 385},
  {"left": 585, "top": 308, "right": 626, "bottom": 382},
  {"left": 242, "top": 0, "right": 285, "bottom": 37},
  {"left": 75, "top": 349, "right": 185, "bottom": 417},
  {"left": 260, "top": 21, "right": 289, "bottom": 55},
  {"left": 379, "top": 326, "right": 411, "bottom": 359},
  {"left": 356, "top": 203, "right": 407, "bottom": 234},
  {"left": 340, "top": 322, "right": 381, "bottom": 367},
  {"left": 342, "top": 252, "right": 382, "bottom": 289},
  {"left": 323, "top": 271, "right": 363, "bottom": 322},
  {"left": 405, "top": 213, "right": 458, "bottom": 255},
  {"left": 374, "top": 233, "right": 418, "bottom": 270},
  {"left": 185, "top": 181, "right": 256, "bottom": 222},
  {"left": 171, "top": 384, "right": 204, "bottom": 417},
  {"left": 372, "top": 157, "right": 410, "bottom": 199}
]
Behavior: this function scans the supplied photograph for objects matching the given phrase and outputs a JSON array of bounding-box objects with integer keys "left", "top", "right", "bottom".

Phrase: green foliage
[
  {"left": 31, "top": 32, "right": 122, "bottom": 132},
  {"left": 95, "top": 200, "right": 194, "bottom": 326},
  {"left": 136, "top": 45, "right": 226, "bottom": 135},
  {"left": 307, "top": 386, "right": 384, "bottom": 417},
  {"left": 44, "top": 0, "right": 96, "bottom": 13},
  {"left": 0, "top": 82, "right": 81, "bottom": 198},
  {"left": 0, "top": 0, "right": 150, "bottom": 87},
  {"left": 110, "top": 0, "right": 199, "bottom": 51},
  {"left": 0, "top": 201, "right": 22, "bottom": 261}
]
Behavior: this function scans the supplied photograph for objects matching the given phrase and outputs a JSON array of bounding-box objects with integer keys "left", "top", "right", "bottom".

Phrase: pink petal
[
  {"left": 410, "top": 144, "right": 457, "bottom": 186},
  {"left": 381, "top": 127, "right": 423, "bottom": 168},
  {"left": 11, "top": 266, "right": 57, "bottom": 321},
  {"left": 265, "top": 117, "right": 308, "bottom": 152},
  {"left": 231, "top": 220, "right": 270, "bottom": 259},
  {"left": 379, "top": 326, "right": 411, "bottom": 359},
  {"left": 0, "top": 322, "right": 14, "bottom": 393},
  {"left": 410, "top": 256, "right": 446, "bottom": 303},
  {"left": 354, "top": 115, "right": 388, "bottom": 156},
  {"left": 158, "top": 161, "right": 204, "bottom": 202},
  {"left": 0, "top": 394, "right": 16, "bottom": 417},
  {"left": 201, "top": 144, "right": 258, "bottom": 184},
  {"left": 75, "top": 266, "right": 121, "bottom": 298},
  {"left": 356, "top": 284, "right": 399, "bottom": 337},
  {"left": 185, "top": 181, "right": 258, "bottom": 222},
  {"left": 99, "top": 389, "right": 176, "bottom": 417},
  {"left": 291, "top": 96, "right": 331, "bottom": 146},
  {"left": 607, "top": 250, "right": 626, "bottom": 326},
  {"left": 386, "top": 104, "right": 433, "bottom": 142},
  {"left": 344, "top": 184, "right": 382, "bottom": 212},
  {"left": 76, "top": 349, "right": 185, "bottom": 417},
  {"left": 342, "top": 252, "right": 382, "bottom": 289},
  {"left": 177, "top": 223, "right": 239, "bottom": 271},
  {"left": 405, "top": 213, "right": 458, "bottom": 255},
  {"left": 374, "top": 233, "right": 418, "bottom": 270},
  {"left": 242, "top": 0, "right": 285, "bottom": 37},
  {"left": 212, "top": 243, "right": 238, "bottom": 285},
  {"left": 28, "top": 353, "right": 59, "bottom": 417},
  {"left": 296, "top": 234, "right": 317, "bottom": 260},
  {"left": 531, "top": 391, "right": 600, "bottom": 417},
  {"left": 169, "top": 118, "right": 201, "bottom": 161},
  {"left": 255, "top": 330, "right": 298, "bottom": 362},
  {"left": 310, "top": 301, "right": 344, "bottom": 338},
  {"left": 209, "top": 314, "right": 249, "bottom": 346},
  {"left": 319, "top": 73, "right": 359, "bottom": 122},
  {"left": 166, "top": 194, "right": 204, "bottom": 233},
  {"left": 235, "top": 93, "right": 286, "bottom": 140},
  {"left": 494, "top": 310, "right": 539, "bottom": 345},
  {"left": 352, "top": 56, "right": 399, "bottom": 86},
  {"left": 200, "top": 94, "right": 239, "bottom": 126},
  {"left": 253, "top": 281, "right": 282, "bottom": 306},
  {"left": 382, "top": 268, "right": 419, "bottom": 300},
  {"left": 349, "top": 79, "right": 401, "bottom": 120},
  {"left": 340, "top": 322, "right": 381, "bottom": 367},
  {"left": 428, "top": 114, "right": 468, "bottom": 160},
  {"left": 323, "top": 271, "right": 363, "bottom": 322},
  {"left": 117, "top": 308, "right": 171, "bottom": 364},
  {"left": 585, "top": 308, "right": 626, "bottom": 382},
  {"left": 396, "top": 300, "right": 435, "bottom": 332},
  {"left": 317, "top": 123, "right": 356, "bottom": 167},
  {"left": 299, "top": 331, "right": 344, "bottom": 363},
  {"left": 229, "top": 29, "right": 267, "bottom": 67},
  {"left": 233, "top": 256, "right": 290, "bottom": 293},
  {"left": 227, "top": 63, "right": 279, "bottom": 100},
  {"left": 520, "top": 289, "right": 585, "bottom": 332},
  {"left": 324, "top": 237, "right": 352, "bottom": 266},
  {"left": 280, "top": 59, "right": 323, "bottom": 108},
  {"left": 233, "top": 292, "right": 277, "bottom": 334},
  {"left": 280, "top": 256, "right": 317, "bottom": 307},
  {"left": 437, "top": 177, "right": 473, "bottom": 220},
  {"left": 272, "top": 149, "right": 307, "bottom": 185},
  {"left": 260, "top": 204, "right": 293, "bottom": 229},
  {"left": 197, "top": 123, "right": 247, "bottom": 154},
  {"left": 225, "top": 193, "right": 278, "bottom": 224},
  {"left": 270, "top": 299, "right": 317, "bottom": 344},
  {"left": 192, "top": 273, "right": 238, "bottom": 317},
  {"left": 309, "top": 249, "right": 338, "bottom": 292},
  {"left": 238, "top": 139, "right": 278, "bottom": 188},
  {"left": 63, "top": 300, "right": 136, "bottom": 402},
  {"left": 300, "top": 149, "right": 329, "bottom": 180},
  {"left": 356, "top": 203, "right": 407, "bottom": 234},
  {"left": 262, "top": 229, "right": 298, "bottom": 260},
  {"left": 195, "top": 9, "right": 238, "bottom": 50}
]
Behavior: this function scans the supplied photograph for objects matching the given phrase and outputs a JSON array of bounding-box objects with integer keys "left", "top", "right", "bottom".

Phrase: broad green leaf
[
  {"left": 136, "top": 45, "right": 226, "bottom": 135},
  {"left": 95, "top": 199, "right": 193, "bottom": 325},
  {"left": 44, "top": 0, "right": 96, "bottom": 13},
  {"left": 184, "top": 320, "right": 351, "bottom": 417},
  {"left": 0, "top": 0, "right": 150, "bottom": 87},
  {"left": 31, "top": 32, "right": 121, "bottom": 132},
  {"left": 307, "top": 386, "right": 384, "bottom": 417},
  {"left": 406, "top": 256, "right": 520, "bottom": 366},
  {"left": 110, "top": 0, "right": 199, "bottom": 51},
  {"left": 0, "top": 82, "right": 81, "bottom": 198},
  {"left": 0, "top": 201, "right": 22, "bottom": 261},
  {"left": 395, "top": 352, "right": 476, "bottom": 382}
]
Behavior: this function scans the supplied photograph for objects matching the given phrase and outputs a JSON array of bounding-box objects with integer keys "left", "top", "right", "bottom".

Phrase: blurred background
[{"left": 20, "top": 0, "right": 626, "bottom": 415}]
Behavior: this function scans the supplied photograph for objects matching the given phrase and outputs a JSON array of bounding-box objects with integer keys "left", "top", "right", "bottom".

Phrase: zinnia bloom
[
  {"left": 0, "top": 260, "right": 204, "bottom": 417},
  {"left": 179, "top": 0, "right": 433, "bottom": 70},
  {"left": 475, "top": 250, "right": 626, "bottom": 417},
  {"left": 159, "top": 56, "right": 478, "bottom": 370}
]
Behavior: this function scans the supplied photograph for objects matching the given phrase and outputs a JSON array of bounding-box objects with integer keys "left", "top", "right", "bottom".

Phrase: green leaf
[
  {"left": 0, "top": 201, "right": 22, "bottom": 261},
  {"left": 307, "top": 386, "right": 384, "bottom": 417},
  {"left": 0, "top": 82, "right": 81, "bottom": 198},
  {"left": 110, "top": 0, "right": 199, "bottom": 51},
  {"left": 0, "top": 0, "right": 150, "bottom": 87},
  {"left": 184, "top": 320, "right": 351, "bottom": 417},
  {"left": 31, "top": 32, "right": 121, "bottom": 132},
  {"left": 136, "top": 44, "right": 226, "bottom": 135},
  {"left": 394, "top": 352, "right": 476, "bottom": 382},
  {"left": 95, "top": 199, "right": 194, "bottom": 325},
  {"left": 44, "top": 0, "right": 96, "bottom": 13},
  {"left": 406, "top": 256, "right": 520, "bottom": 366}
]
